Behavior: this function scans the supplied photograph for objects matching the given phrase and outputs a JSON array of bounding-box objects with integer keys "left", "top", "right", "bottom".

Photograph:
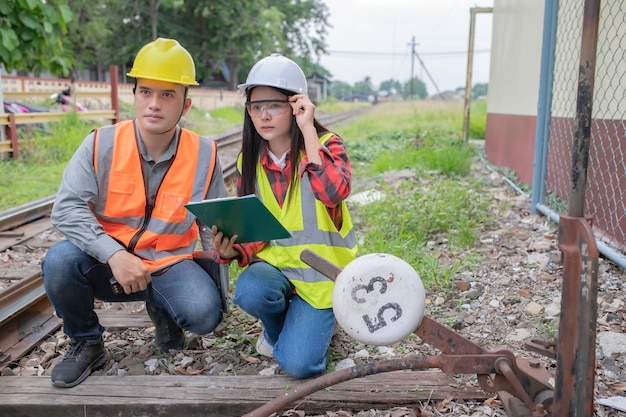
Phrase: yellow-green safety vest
[{"left": 238, "top": 133, "right": 358, "bottom": 309}]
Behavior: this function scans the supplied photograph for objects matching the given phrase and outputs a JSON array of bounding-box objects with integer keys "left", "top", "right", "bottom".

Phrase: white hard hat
[
  {"left": 237, "top": 53, "right": 308, "bottom": 96},
  {"left": 332, "top": 253, "right": 426, "bottom": 346}
]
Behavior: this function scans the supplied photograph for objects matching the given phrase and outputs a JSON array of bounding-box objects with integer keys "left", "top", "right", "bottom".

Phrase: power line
[{"left": 326, "top": 49, "right": 490, "bottom": 58}]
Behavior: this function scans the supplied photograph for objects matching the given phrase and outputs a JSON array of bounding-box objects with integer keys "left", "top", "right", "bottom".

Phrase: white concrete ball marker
[{"left": 333, "top": 253, "right": 426, "bottom": 345}]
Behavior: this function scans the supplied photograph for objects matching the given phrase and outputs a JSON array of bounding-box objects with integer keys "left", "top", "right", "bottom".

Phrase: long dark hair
[{"left": 239, "top": 87, "right": 329, "bottom": 204}]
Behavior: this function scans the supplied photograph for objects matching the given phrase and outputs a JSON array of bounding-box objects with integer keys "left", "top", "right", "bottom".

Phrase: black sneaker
[
  {"left": 50, "top": 339, "right": 108, "bottom": 388},
  {"left": 146, "top": 301, "right": 185, "bottom": 353}
]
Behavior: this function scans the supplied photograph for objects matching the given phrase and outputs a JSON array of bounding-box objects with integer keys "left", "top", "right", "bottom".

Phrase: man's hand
[{"left": 108, "top": 250, "right": 151, "bottom": 294}]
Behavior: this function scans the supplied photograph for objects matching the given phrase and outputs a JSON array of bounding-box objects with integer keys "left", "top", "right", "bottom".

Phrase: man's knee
[
  {"left": 42, "top": 242, "right": 79, "bottom": 292},
  {"left": 183, "top": 304, "right": 223, "bottom": 335}
]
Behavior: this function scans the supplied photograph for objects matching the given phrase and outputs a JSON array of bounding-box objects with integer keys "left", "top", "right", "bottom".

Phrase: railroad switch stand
[{"left": 244, "top": 250, "right": 556, "bottom": 417}]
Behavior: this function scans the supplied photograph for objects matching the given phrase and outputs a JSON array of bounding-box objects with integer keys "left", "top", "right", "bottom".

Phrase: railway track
[
  {"left": 0, "top": 106, "right": 561, "bottom": 416},
  {"left": 0, "top": 107, "right": 366, "bottom": 373}
]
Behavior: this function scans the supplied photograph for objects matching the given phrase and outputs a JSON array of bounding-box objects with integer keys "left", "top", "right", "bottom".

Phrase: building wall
[{"left": 485, "top": 0, "right": 545, "bottom": 184}]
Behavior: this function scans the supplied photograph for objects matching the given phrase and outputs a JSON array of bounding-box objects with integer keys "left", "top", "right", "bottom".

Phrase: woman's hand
[
  {"left": 210, "top": 225, "right": 239, "bottom": 260},
  {"left": 289, "top": 94, "right": 322, "bottom": 164},
  {"left": 289, "top": 94, "right": 315, "bottom": 131}
]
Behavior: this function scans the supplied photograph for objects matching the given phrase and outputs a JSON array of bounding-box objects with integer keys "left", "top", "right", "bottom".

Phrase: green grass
[
  {"left": 345, "top": 101, "right": 492, "bottom": 291},
  {"left": 469, "top": 99, "right": 487, "bottom": 140},
  {"left": 182, "top": 105, "right": 245, "bottom": 136},
  {"left": 0, "top": 112, "right": 97, "bottom": 208}
]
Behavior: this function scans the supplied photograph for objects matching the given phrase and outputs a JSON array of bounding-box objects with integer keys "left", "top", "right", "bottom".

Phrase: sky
[{"left": 318, "top": 0, "right": 494, "bottom": 94}]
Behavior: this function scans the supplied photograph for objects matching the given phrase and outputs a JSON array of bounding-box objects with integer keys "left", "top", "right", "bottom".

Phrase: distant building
[{"left": 307, "top": 71, "right": 329, "bottom": 102}]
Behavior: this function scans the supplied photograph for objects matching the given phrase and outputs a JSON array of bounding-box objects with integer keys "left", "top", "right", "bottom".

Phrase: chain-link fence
[{"left": 535, "top": 0, "right": 626, "bottom": 257}]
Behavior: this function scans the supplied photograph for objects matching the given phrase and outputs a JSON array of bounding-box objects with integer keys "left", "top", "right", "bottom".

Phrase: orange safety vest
[{"left": 93, "top": 120, "right": 217, "bottom": 272}]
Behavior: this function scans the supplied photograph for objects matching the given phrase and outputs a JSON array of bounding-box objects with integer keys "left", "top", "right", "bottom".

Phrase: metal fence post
[{"left": 553, "top": 0, "right": 601, "bottom": 415}]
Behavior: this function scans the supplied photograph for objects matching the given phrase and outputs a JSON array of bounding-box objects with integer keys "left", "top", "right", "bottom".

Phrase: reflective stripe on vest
[
  {"left": 93, "top": 120, "right": 217, "bottom": 271},
  {"left": 245, "top": 133, "right": 357, "bottom": 309}
]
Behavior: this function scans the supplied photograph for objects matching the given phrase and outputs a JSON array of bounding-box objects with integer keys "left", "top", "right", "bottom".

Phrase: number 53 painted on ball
[{"left": 333, "top": 253, "right": 426, "bottom": 345}]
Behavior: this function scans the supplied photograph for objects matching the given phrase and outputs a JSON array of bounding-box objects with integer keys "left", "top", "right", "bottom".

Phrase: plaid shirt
[{"left": 227, "top": 133, "right": 352, "bottom": 266}]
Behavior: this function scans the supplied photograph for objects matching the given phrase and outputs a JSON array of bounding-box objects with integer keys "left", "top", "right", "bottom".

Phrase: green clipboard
[{"left": 185, "top": 194, "right": 292, "bottom": 243}]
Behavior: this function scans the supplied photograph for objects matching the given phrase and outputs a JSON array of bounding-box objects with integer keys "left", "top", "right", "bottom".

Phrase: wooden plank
[
  {"left": 0, "top": 140, "right": 11, "bottom": 154},
  {"left": 0, "top": 371, "right": 491, "bottom": 417}
]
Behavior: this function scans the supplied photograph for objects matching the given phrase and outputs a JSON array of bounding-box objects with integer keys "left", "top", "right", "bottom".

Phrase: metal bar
[
  {"left": 7, "top": 113, "right": 18, "bottom": 159},
  {"left": 536, "top": 202, "right": 626, "bottom": 268},
  {"left": 110, "top": 65, "right": 119, "bottom": 124},
  {"left": 530, "top": 0, "right": 559, "bottom": 214},
  {"left": 462, "top": 7, "right": 493, "bottom": 144},
  {"left": 415, "top": 316, "right": 484, "bottom": 355},
  {"left": 567, "top": 0, "right": 601, "bottom": 218},
  {"left": 0, "top": 273, "right": 47, "bottom": 326},
  {"left": 554, "top": 1, "right": 602, "bottom": 416},
  {"left": 242, "top": 354, "right": 440, "bottom": 417},
  {"left": 300, "top": 249, "right": 341, "bottom": 281},
  {"left": 0, "top": 194, "right": 54, "bottom": 232},
  {"left": 555, "top": 216, "right": 599, "bottom": 416}
]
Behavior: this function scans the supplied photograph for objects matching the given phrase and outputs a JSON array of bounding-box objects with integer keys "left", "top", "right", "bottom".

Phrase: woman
[{"left": 211, "top": 53, "right": 358, "bottom": 379}]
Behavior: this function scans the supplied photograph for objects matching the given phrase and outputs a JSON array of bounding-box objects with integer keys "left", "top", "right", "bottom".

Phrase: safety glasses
[{"left": 245, "top": 99, "right": 291, "bottom": 117}]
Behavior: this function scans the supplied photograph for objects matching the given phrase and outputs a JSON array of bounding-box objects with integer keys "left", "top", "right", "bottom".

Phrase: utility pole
[
  {"left": 409, "top": 37, "right": 417, "bottom": 99},
  {"left": 408, "top": 36, "right": 443, "bottom": 100}
]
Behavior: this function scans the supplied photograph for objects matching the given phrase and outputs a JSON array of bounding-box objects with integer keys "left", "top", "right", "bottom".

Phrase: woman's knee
[
  {"left": 277, "top": 356, "right": 325, "bottom": 379},
  {"left": 233, "top": 263, "right": 289, "bottom": 311}
]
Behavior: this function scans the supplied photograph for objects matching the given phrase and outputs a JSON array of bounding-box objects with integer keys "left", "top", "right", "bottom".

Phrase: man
[{"left": 42, "top": 38, "right": 226, "bottom": 388}]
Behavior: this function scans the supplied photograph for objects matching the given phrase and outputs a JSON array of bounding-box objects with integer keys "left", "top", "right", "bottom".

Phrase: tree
[
  {"left": 472, "top": 82, "right": 488, "bottom": 99},
  {"left": 61, "top": 0, "right": 112, "bottom": 80},
  {"left": 0, "top": 0, "right": 73, "bottom": 75},
  {"left": 352, "top": 77, "right": 374, "bottom": 97},
  {"left": 156, "top": 0, "right": 330, "bottom": 90},
  {"left": 0, "top": 1, "right": 331, "bottom": 90},
  {"left": 379, "top": 79, "right": 403, "bottom": 95},
  {"left": 328, "top": 80, "right": 352, "bottom": 100},
  {"left": 266, "top": 0, "right": 329, "bottom": 67},
  {"left": 402, "top": 77, "right": 427, "bottom": 100}
]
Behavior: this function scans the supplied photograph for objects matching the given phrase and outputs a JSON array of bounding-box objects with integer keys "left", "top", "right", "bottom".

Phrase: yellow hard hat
[{"left": 127, "top": 38, "right": 199, "bottom": 86}]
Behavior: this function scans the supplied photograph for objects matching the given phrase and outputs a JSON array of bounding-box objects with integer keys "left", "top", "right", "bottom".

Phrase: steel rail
[{"left": 0, "top": 195, "right": 56, "bottom": 232}]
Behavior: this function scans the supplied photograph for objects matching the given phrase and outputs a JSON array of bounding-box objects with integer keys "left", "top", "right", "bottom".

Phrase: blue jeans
[
  {"left": 233, "top": 262, "right": 335, "bottom": 379},
  {"left": 42, "top": 240, "right": 223, "bottom": 343}
]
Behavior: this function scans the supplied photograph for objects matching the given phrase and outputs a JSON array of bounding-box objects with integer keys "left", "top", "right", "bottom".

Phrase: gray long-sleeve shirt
[{"left": 50, "top": 123, "right": 227, "bottom": 264}]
